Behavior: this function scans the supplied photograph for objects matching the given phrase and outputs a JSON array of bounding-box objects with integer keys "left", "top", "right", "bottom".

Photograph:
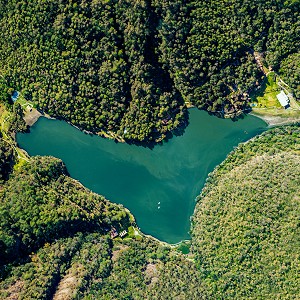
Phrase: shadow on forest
[
  {"left": 250, "top": 76, "right": 269, "bottom": 100},
  {"left": 124, "top": 108, "right": 189, "bottom": 150},
  {"left": 207, "top": 107, "right": 251, "bottom": 122},
  {"left": 0, "top": 215, "right": 130, "bottom": 272}
]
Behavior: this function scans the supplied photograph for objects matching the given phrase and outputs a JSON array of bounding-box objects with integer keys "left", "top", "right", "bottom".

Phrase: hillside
[
  {"left": 192, "top": 125, "right": 300, "bottom": 299},
  {"left": 0, "top": 155, "right": 132, "bottom": 265},
  {"left": 0, "top": 0, "right": 299, "bottom": 142}
]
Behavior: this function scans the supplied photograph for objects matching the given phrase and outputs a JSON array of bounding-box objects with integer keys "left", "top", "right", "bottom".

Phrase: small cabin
[{"left": 276, "top": 91, "right": 290, "bottom": 109}]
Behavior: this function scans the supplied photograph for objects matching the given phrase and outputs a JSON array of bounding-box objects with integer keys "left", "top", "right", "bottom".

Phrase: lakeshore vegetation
[
  {"left": 0, "top": 98, "right": 299, "bottom": 298},
  {"left": 0, "top": 0, "right": 299, "bottom": 298},
  {"left": 0, "top": 0, "right": 299, "bottom": 142}
]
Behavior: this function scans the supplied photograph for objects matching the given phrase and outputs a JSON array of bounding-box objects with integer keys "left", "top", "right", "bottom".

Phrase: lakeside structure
[
  {"left": 276, "top": 91, "right": 290, "bottom": 109},
  {"left": 11, "top": 91, "right": 19, "bottom": 102}
]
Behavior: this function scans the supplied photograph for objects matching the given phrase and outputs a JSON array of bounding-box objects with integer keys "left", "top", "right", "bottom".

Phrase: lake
[{"left": 17, "top": 109, "right": 267, "bottom": 243}]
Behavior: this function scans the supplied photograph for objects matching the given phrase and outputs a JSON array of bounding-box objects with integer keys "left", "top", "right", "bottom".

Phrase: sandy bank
[
  {"left": 23, "top": 107, "right": 43, "bottom": 126},
  {"left": 250, "top": 110, "right": 300, "bottom": 127}
]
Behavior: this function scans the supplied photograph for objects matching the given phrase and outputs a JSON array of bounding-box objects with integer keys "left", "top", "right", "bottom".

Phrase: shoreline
[
  {"left": 26, "top": 105, "right": 300, "bottom": 136},
  {"left": 20, "top": 108, "right": 193, "bottom": 249},
  {"left": 23, "top": 107, "right": 54, "bottom": 127},
  {"left": 54, "top": 171, "right": 192, "bottom": 249},
  {"left": 23, "top": 107, "right": 126, "bottom": 142},
  {"left": 136, "top": 227, "right": 191, "bottom": 248},
  {"left": 250, "top": 109, "right": 300, "bottom": 127},
  {"left": 21, "top": 105, "right": 300, "bottom": 249}
]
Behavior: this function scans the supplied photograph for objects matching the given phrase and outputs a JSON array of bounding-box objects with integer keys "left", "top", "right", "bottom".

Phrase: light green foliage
[
  {"left": 82, "top": 239, "right": 206, "bottom": 299},
  {"left": 251, "top": 73, "right": 281, "bottom": 108},
  {"left": 192, "top": 125, "right": 300, "bottom": 299},
  {"left": 0, "top": 156, "right": 130, "bottom": 264}
]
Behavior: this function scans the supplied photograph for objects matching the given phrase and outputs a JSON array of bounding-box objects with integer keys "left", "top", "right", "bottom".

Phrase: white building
[{"left": 276, "top": 90, "right": 289, "bottom": 108}]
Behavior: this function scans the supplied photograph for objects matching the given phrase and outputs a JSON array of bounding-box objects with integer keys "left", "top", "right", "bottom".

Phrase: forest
[
  {"left": 0, "top": 99, "right": 299, "bottom": 298},
  {"left": 192, "top": 125, "right": 300, "bottom": 299},
  {"left": 0, "top": 0, "right": 299, "bottom": 298},
  {"left": 0, "top": 0, "right": 299, "bottom": 142}
]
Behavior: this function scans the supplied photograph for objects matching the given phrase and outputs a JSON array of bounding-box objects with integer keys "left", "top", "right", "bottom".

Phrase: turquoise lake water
[{"left": 17, "top": 109, "right": 267, "bottom": 243}]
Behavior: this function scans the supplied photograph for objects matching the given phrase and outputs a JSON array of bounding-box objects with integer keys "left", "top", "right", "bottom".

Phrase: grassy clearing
[
  {"left": 250, "top": 107, "right": 300, "bottom": 126},
  {"left": 252, "top": 107, "right": 300, "bottom": 117},
  {"left": 127, "top": 226, "right": 135, "bottom": 238},
  {"left": 15, "top": 93, "right": 34, "bottom": 109},
  {"left": 250, "top": 71, "right": 300, "bottom": 125},
  {"left": 251, "top": 72, "right": 281, "bottom": 108}
]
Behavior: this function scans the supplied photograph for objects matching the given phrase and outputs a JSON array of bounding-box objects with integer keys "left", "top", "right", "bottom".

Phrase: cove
[{"left": 17, "top": 109, "right": 267, "bottom": 244}]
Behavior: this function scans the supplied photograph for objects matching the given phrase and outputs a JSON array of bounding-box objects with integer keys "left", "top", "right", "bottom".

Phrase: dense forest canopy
[
  {"left": 0, "top": 0, "right": 299, "bottom": 297},
  {"left": 0, "top": 0, "right": 299, "bottom": 142},
  {"left": 192, "top": 125, "right": 300, "bottom": 298},
  {"left": 0, "top": 137, "right": 14, "bottom": 182},
  {"left": 0, "top": 154, "right": 130, "bottom": 265}
]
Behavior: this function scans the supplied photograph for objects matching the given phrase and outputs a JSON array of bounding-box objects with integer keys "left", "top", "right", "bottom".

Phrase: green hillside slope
[
  {"left": 192, "top": 125, "right": 300, "bottom": 299},
  {"left": 0, "top": 138, "right": 205, "bottom": 299},
  {"left": 0, "top": 0, "right": 299, "bottom": 142},
  {"left": 0, "top": 156, "right": 131, "bottom": 265}
]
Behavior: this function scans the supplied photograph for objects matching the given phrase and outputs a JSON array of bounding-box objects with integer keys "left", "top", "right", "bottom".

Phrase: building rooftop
[
  {"left": 11, "top": 91, "right": 19, "bottom": 102},
  {"left": 276, "top": 90, "right": 289, "bottom": 108}
]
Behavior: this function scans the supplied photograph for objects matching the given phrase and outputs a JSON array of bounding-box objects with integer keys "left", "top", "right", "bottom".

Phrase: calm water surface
[{"left": 17, "top": 109, "right": 266, "bottom": 243}]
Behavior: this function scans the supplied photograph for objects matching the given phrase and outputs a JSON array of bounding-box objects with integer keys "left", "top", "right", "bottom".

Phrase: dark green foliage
[
  {"left": 192, "top": 125, "right": 300, "bottom": 299},
  {"left": 0, "top": 234, "right": 205, "bottom": 300},
  {"left": 265, "top": 3, "right": 300, "bottom": 70},
  {"left": 0, "top": 140, "right": 205, "bottom": 299},
  {"left": 16, "top": 233, "right": 112, "bottom": 300},
  {"left": 85, "top": 238, "right": 206, "bottom": 299},
  {"left": 0, "top": 156, "right": 129, "bottom": 264},
  {"left": 19, "top": 235, "right": 85, "bottom": 300},
  {"left": 279, "top": 53, "right": 300, "bottom": 99},
  {"left": 0, "top": 79, "right": 12, "bottom": 105},
  {"left": 0, "top": 0, "right": 298, "bottom": 142},
  {"left": 8, "top": 103, "right": 27, "bottom": 133},
  {"left": 0, "top": 137, "right": 14, "bottom": 182}
]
